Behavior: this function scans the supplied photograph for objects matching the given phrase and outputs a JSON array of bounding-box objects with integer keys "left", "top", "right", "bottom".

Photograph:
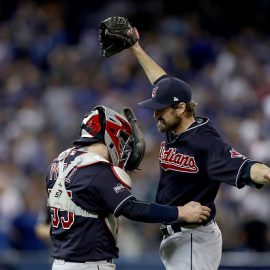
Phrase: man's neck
[
  {"left": 173, "top": 116, "right": 196, "bottom": 135},
  {"left": 81, "top": 143, "right": 110, "bottom": 161}
]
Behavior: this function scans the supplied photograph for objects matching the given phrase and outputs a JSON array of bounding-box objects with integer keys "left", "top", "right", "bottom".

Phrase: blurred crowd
[{"left": 1, "top": 0, "right": 270, "bottom": 261}]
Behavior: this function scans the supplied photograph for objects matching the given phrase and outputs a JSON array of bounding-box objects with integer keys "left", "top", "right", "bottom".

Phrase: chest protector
[{"left": 47, "top": 148, "right": 132, "bottom": 241}]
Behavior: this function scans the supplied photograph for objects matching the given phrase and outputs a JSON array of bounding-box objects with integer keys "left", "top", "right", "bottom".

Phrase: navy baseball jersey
[
  {"left": 156, "top": 117, "right": 257, "bottom": 223},
  {"left": 46, "top": 148, "right": 134, "bottom": 262}
]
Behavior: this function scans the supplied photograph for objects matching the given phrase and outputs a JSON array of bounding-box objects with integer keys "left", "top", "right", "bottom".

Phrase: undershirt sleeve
[{"left": 116, "top": 198, "right": 178, "bottom": 223}]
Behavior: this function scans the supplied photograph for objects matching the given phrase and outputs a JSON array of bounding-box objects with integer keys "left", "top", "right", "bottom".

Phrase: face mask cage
[{"left": 117, "top": 130, "right": 134, "bottom": 168}]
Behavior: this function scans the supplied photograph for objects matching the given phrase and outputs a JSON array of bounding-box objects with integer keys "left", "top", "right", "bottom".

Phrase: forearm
[
  {"left": 130, "top": 42, "right": 167, "bottom": 85},
  {"left": 250, "top": 163, "right": 270, "bottom": 184},
  {"left": 117, "top": 199, "right": 178, "bottom": 223}
]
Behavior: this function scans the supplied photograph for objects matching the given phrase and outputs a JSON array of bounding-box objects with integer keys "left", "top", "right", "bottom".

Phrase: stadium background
[{"left": 1, "top": 0, "right": 270, "bottom": 269}]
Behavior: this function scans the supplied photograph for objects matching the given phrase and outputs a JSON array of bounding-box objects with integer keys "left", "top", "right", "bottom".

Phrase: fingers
[
  {"left": 263, "top": 174, "right": 270, "bottom": 182},
  {"left": 200, "top": 215, "right": 208, "bottom": 221},
  {"left": 200, "top": 205, "right": 211, "bottom": 221},
  {"left": 201, "top": 206, "right": 211, "bottom": 211},
  {"left": 178, "top": 201, "right": 212, "bottom": 223},
  {"left": 201, "top": 211, "right": 210, "bottom": 218},
  {"left": 187, "top": 202, "right": 210, "bottom": 210},
  {"left": 201, "top": 207, "right": 211, "bottom": 217},
  {"left": 194, "top": 217, "right": 204, "bottom": 223},
  {"left": 186, "top": 202, "right": 211, "bottom": 214},
  {"left": 197, "top": 214, "right": 209, "bottom": 223},
  {"left": 196, "top": 211, "right": 210, "bottom": 223},
  {"left": 193, "top": 206, "right": 211, "bottom": 223},
  {"left": 185, "top": 201, "right": 200, "bottom": 207}
]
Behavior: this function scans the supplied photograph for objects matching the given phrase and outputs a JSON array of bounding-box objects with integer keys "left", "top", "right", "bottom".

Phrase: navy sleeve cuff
[
  {"left": 153, "top": 75, "right": 169, "bottom": 85},
  {"left": 239, "top": 160, "right": 263, "bottom": 189},
  {"left": 148, "top": 203, "right": 178, "bottom": 223},
  {"left": 119, "top": 199, "right": 178, "bottom": 223}
]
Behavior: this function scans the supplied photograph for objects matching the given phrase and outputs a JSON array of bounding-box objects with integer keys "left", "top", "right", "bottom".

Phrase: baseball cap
[{"left": 138, "top": 77, "right": 192, "bottom": 110}]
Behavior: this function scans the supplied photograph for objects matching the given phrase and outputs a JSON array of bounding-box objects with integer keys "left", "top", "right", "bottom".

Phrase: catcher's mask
[{"left": 73, "top": 106, "right": 133, "bottom": 169}]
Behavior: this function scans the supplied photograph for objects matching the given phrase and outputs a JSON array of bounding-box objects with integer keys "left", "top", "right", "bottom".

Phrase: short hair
[{"left": 185, "top": 100, "right": 197, "bottom": 116}]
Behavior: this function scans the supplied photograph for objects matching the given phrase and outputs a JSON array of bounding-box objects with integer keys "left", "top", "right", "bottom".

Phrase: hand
[
  {"left": 251, "top": 163, "right": 270, "bottom": 185},
  {"left": 177, "top": 201, "right": 211, "bottom": 223}
]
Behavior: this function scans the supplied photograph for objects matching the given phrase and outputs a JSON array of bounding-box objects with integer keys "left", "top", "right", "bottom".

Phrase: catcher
[
  {"left": 98, "top": 17, "right": 270, "bottom": 270},
  {"left": 46, "top": 105, "right": 210, "bottom": 270}
]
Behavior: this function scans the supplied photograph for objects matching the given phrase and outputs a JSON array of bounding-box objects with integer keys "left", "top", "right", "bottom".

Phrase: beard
[{"left": 157, "top": 115, "right": 181, "bottom": 133}]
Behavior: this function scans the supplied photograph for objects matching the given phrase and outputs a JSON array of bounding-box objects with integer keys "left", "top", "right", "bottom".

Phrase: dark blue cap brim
[{"left": 138, "top": 98, "right": 175, "bottom": 110}]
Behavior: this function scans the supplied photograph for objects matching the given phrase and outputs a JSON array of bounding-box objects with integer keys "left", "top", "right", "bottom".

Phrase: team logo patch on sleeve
[
  {"left": 230, "top": 148, "right": 246, "bottom": 159},
  {"left": 113, "top": 183, "right": 126, "bottom": 193}
]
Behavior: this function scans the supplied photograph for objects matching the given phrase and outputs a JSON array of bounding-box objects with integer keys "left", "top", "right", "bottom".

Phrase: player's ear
[{"left": 173, "top": 102, "right": 186, "bottom": 115}]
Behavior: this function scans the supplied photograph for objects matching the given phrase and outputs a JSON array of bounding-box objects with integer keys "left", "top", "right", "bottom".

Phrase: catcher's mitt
[
  {"left": 122, "top": 107, "right": 145, "bottom": 172},
  {"left": 99, "top": 16, "right": 139, "bottom": 57}
]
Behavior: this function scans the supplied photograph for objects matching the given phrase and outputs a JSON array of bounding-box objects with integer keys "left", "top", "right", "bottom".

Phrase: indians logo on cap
[{"left": 152, "top": 86, "right": 158, "bottom": 97}]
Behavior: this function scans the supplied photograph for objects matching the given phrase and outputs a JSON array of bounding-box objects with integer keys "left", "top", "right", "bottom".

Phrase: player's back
[{"left": 46, "top": 148, "right": 120, "bottom": 261}]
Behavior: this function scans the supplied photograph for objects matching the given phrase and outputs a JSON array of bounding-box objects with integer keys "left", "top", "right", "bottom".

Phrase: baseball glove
[
  {"left": 122, "top": 107, "right": 145, "bottom": 172},
  {"left": 99, "top": 16, "right": 139, "bottom": 57}
]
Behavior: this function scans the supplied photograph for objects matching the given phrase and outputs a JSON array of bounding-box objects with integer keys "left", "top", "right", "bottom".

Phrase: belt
[
  {"left": 160, "top": 219, "right": 215, "bottom": 236},
  {"left": 54, "top": 258, "right": 113, "bottom": 263}
]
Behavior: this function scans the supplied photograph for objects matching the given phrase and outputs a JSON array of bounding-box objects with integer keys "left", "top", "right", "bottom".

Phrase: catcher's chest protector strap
[{"left": 47, "top": 150, "right": 109, "bottom": 218}]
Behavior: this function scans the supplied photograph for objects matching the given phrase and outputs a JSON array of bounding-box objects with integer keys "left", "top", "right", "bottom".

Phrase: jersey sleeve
[
  {"left": 206, "top": 133, "right": 250, "bottom": 188},
  {"left": 92, "top": 166, "right": 135, "bottom": 215},
  {"left": 238, "top": 160, "right": 263, "bottom": 189},
  {"left": 118, "top": 198, "right": 178, "bottom": 223}
]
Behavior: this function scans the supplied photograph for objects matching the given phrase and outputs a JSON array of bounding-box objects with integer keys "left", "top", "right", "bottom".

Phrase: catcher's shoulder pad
[{"left": 111, "top": 166, "right": 132, "bottom": 189}]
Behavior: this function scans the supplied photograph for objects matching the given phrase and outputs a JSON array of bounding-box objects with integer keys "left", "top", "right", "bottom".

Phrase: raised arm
[
  {"left": 98, "top": 16, "right": 167, "bottom": 85},
  {"left": 129, "top": 42, "right": 167, "bottom": 85}
]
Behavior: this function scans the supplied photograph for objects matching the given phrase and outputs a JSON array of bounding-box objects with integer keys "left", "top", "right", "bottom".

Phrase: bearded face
[{"left": 156, "top": 108, "right": 182, "bottom": 133}]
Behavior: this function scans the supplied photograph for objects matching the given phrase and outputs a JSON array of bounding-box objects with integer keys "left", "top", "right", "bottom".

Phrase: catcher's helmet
[{"left": 73, "top": 106, "right": 133, "bottom": 169}]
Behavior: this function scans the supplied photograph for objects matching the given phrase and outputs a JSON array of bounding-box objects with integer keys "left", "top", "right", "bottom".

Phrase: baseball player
[
  {"left": 98, "top": 17, "right": 270, "bottom": 270},
  {"left": 46, "top": 105, "right": 210, "bottom": 270}
]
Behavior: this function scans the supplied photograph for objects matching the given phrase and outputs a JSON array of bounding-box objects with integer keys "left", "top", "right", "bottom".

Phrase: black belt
[
  {"left": 160, "top": 219, "right": 215, "bottom": 236},
  {"left": 54, "top": 258, "right": 113, "bottom": 263}
]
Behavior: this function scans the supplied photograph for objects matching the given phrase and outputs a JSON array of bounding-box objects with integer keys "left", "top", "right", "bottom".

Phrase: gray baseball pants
[
  {"left": 52, "top": 259, "right": 116, "bottom": 270},
  {"left": 160, "top": 221, "right": 222, "bottom": 270}
]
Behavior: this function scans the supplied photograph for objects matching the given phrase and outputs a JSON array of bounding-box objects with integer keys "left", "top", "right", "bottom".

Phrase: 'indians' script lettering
[{"left": 159, "top": 142, "right": 199, "bottom": 173}]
